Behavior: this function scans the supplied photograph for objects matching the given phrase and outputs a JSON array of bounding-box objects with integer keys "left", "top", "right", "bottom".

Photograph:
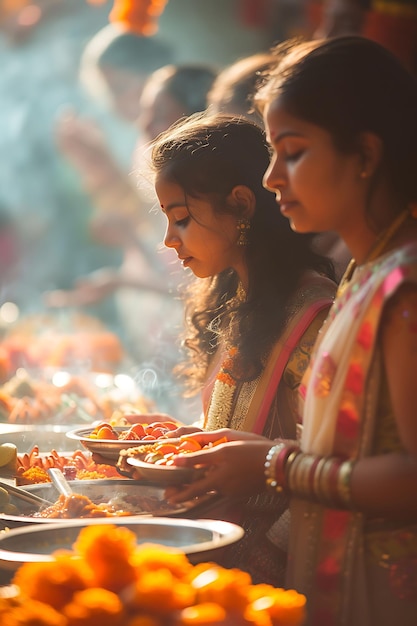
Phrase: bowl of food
[
  {"left": 124, "top": 456, "right": 204, "bottom": 486},
  {"left": 117, "top": 436, "right": 227, "bottom": 486},
  {"left": 0, "top": 479, "right": 219, "bottom": 528},
  {"left": 66, "top": 421, "right": 179, "bottom": 461}
]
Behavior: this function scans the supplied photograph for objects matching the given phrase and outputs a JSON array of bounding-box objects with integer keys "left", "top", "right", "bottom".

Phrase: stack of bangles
[{"left": 264, "top": 443, "right": 355, "bottom": 509}]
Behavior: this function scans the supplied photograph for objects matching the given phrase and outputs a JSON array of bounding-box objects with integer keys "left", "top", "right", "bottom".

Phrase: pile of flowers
[{"left": 0, "top": 524, "right": 306, "bottom": 625}]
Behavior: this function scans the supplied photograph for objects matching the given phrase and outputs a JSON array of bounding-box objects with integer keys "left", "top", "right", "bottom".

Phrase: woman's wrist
[{"left": 264, "top": 444, "right": 355, "bottom": 509}]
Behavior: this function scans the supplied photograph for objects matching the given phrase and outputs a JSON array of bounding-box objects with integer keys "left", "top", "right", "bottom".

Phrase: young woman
[
  {"left": 167, "top": 37, "right": 417, "bottom": 626},
  {"left": 139, "top": 112, "right": 335, "bottom": 583}
]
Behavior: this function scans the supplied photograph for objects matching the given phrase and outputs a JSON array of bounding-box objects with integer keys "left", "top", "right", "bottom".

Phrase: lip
[
  {"left": 279, "top": 200, "right": 298, "bottom": 214},
  {"left": 178, "top": 256, "right": 192, "bottom": 267}
]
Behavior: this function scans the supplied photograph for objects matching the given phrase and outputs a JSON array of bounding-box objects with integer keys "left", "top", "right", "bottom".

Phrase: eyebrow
[
  {"left": 269, "top": 130, "right": 303, "bottom": 145},
  {"left": 161, "top": 201, "right": 188, "bottom": 213}
]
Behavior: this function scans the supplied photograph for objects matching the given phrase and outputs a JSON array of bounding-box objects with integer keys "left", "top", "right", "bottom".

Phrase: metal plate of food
[
  {"left": 66, "top": 427, "right": 160, "bottom": 460},
  {"left": 0, "top": 517, "right": 244, "bottom": 571},
  {"left": 125, "top": 456, "right": 205, "bottom": 486},
  {"left": 0, "top": 480, "right": 216, "bottom": 528}
]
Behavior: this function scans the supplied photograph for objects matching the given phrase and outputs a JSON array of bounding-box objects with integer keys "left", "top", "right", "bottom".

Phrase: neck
[
  {"left": 343, "top": 209, "right": 411, "bottom": 266},
  {"left": 362, "top": 209, "right": 410, "bottom": 265}
]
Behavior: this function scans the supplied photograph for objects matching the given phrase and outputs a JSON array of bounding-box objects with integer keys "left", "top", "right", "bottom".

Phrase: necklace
[
  {"left": 205, "top": 346, "right": 238, "bottom": 430},
  {"left": 337, "top": 208, "right": 410, "bottom": 298}
]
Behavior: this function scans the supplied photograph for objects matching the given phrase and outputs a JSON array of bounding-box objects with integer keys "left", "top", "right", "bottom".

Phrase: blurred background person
[
  {"left": 309, "top": 0, "right": 417, "bottom": 75},
  {"left": 207, "top": 51, "right": 275, "bottom": 126},
  {"left": 48, "top": 58, "right": 218, "bottom": 413},
  {"left": 206, "top": 49, "right": 351, "bottom": 280}
]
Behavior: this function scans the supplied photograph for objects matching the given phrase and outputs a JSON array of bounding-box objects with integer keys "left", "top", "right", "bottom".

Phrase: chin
[{"left": 289, "top": 218, "right": 318, "bottom": 234}]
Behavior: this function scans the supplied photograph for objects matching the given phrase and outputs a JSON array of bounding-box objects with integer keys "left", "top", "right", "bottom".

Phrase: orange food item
[
  {"left": 118, "top": 430, "right": 141, "bottom": 441},
  {"left": 96, "top": 426, "right": 119, "bottom": 440},
  {"left": 128, "top": 423, "right": 146, "bottom": 438},
  {"left": 34, "top": 494, "right": 133, "bottom": 519},
  {"left": 147, "top": 427, "right": 167, "bottom": 439},
  {"left": 178, "top": 438, "right": 202, "bottom": 453},
  {"left": 209, "top": 437, "right": 228, "bottom": 447},
  {"left": 153, "top": 443, "right": 178, "bottom": 456}
]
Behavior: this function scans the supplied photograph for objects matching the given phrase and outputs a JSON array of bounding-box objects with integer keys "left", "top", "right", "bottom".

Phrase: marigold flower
[
  {"left": 63, "top": 587, "right": 125, "bottom": 626},
  {"left": 126, "top": 616, "right": 161, "bottom": 626},
  {"left": 125, "top": 568, "right": 195, "bottom": 614},
  {"left": 191, "top": 566, "right": 251, "bottom": 611},
  {"left": 0, "top": 597, "right": 66, "bottom": 626},
  {"left": 109, "top": 0, "right": 168, "bottom": 36},
  {"left": 249, "top": 588, "right": 306, "bottom": 625},
  {"left": 73, "top": 524, "right": 138, "bottom": 592},
  {"left": 131, "top": 543, "right": 192, "bottom": 579},
  {"left": 12, "top": 555, "right": 89, "bottom": 609},
  {"left": 177, "top": 601, "right": 226, "bottom": 624}
]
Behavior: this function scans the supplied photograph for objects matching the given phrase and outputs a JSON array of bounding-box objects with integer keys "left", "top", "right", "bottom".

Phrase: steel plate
[
  {"left": 126, "top": 456, "right": 205, "bottom": 486},
  {"left": 0, "top": 517, "right": 244, "bottom": 570},
  {"left": 66, "top": 427, "right": 160, "bottom": 460},
  {"left": 0, "top": 479, "right": 216, "bottom": 527}
]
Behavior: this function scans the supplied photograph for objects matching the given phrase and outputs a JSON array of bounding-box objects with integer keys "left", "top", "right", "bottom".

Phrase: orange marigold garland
[
  {"left": 205, "top": 347, "right": 239, "bottom": 430},
  {"left": 109, "top": 0, "right": 169, "bottom": 36}
]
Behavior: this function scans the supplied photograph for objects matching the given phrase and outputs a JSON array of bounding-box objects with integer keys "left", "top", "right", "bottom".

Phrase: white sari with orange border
[{"left": 287, "top": 242, "right": 417, "bottom": 626}]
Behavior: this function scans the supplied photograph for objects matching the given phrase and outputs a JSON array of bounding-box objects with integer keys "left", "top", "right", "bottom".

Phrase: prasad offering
[
  {"left": 118, "top": 436, "right": 227, "bottom": 485},
  {"left": 67, "top": 420, "right": 180, "bottom": 460}
]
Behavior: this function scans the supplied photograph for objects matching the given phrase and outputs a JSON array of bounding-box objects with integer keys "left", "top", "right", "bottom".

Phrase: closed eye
[
  {"left": 175, "top": 216, "right": 190, "bottom": 227},
  {"left": 285, "top": 150, "right": 303, "bottom": 163}
]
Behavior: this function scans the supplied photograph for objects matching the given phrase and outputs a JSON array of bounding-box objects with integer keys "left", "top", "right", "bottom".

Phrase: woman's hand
[
  {"left": 166, "top": 439, "right": 273, "bottom": 502},
  {"left": 169, "top": 428, "right": 268, "bottom": 445}
]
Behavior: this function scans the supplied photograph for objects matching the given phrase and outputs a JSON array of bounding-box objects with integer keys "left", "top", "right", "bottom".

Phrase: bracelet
[
  {"left": 264, "top": 443, "right": 300, "bottom": 493},
  {"left": 337, "top": 460, "right": 355, "bottom": 508},
  {"left": 264, "top": 443, "right": 286, "bottom": 492},
  {"left": 285, "top": 453, "right": 354, "bottom": 509}
]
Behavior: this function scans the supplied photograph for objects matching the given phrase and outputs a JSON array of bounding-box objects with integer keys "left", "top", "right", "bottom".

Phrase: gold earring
[{"left": 237, "top": 218, "right": 250, "bottom": 246}]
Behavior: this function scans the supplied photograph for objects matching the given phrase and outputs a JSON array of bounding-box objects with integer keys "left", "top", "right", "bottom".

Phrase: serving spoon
[
  {"left": 0, "top": 479, "right": 54, "bottom": 508},
  {"left": 47, "top": 468, "right": 73, "bottom": 497}
]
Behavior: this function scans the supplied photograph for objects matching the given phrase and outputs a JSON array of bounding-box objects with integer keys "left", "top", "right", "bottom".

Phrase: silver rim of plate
[
  {"left": 0, "top": 517, "right": 245, "bottom": 565},
  {"left": 66, "top": 426, "right": 159, "bottom": 459},
  {"left": 126, "top": 456, "right": 205, "bottom": 486}
]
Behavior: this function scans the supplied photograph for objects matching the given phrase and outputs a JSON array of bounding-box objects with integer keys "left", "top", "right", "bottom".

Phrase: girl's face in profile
[
  {"left": 263, "top": 99, "right": 365, "bottom": 238},
  {"left": 155, "top": 175, "right": 247, "bottom": 280}
]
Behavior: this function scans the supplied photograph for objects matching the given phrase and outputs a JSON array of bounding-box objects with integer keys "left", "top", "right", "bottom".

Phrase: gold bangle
[{"left": 337, "top": 460, "right": 355, "bottom": 508}]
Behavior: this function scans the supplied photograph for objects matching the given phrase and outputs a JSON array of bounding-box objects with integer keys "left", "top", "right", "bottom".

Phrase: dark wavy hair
[
  {"left": 150, "top": 113, "right": 335, "bottom": 393},
  {"left": 255, "top": 36, "right": 417, "bottom": 221}
]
